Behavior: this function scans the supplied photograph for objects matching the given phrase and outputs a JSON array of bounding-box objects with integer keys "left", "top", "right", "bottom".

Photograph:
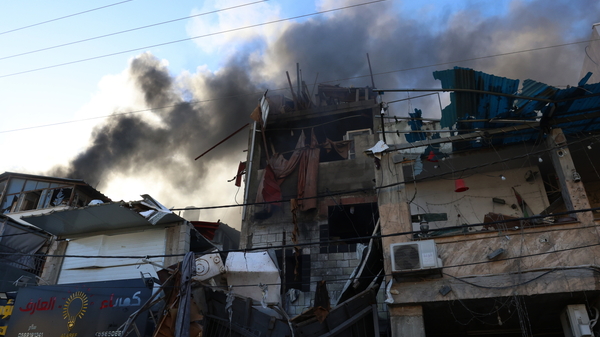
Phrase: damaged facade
[
  {"left": 4, "top": 24, "right": 600, "bottom": 337},
  {"left": 375, "top": 47, "right": 600, "bottom": 336},
  {"left": 230, "top": 24, "right": 600, "bottom": 337},
  {"left": 0, "top": 173, "right": 242, "bottom": 337}
]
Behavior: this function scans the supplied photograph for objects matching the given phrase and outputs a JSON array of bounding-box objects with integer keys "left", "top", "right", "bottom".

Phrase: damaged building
[
  {"left": 374, "top": 66, "right": 600, "bottom": 335},
  {"left": 0, "top": 172, "right": 241, "bottom": 337},
  {"left": 231, "top": 25, "right": 600, "bottom": 337},
  {"left": 237, "top": 73, "right": 388, "bottom": 335}
]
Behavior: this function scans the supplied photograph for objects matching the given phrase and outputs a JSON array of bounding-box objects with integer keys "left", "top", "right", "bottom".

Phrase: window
[
  {"left": 321, "top": 202, "right": 379, "bottom": 254},
  {"left": 0, "top": 178, "right": 74, "bottom": 214}
]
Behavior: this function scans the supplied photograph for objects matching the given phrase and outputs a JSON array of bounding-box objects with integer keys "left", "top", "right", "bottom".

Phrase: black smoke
[
  {"left": 49, "top": 0, "right": 600, "bottom": 207},
  {"left": 50, "top": 53, "right": 262, "bottom": 196}
]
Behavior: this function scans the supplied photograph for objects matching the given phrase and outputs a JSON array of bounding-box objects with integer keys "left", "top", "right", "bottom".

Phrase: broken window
[
  {"left": 17, "top": 190, "right": 43, "bottom": 211},
  {"left": 321, "top": 202, "right": 379, "bottom": 254},
  {"left": 0, "top": 178, "right": 74, "bottom": 213},
  {"left": 1, "top": 194, "right": 20, "bottom": 214}
]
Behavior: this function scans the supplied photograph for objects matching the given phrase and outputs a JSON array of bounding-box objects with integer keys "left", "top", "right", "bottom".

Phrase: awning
[{"left": 22, "top": 202, "right": 184, "bottom": 236}]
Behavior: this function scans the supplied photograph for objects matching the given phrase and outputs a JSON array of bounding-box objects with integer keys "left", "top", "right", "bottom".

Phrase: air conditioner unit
[
  {"left": 344, "top": 129, "right": 372, "bottom": 159},
  {"left": 560, "top": 304, "right": 592, "bottom": 337},
  {"left": 390, "top": 240, "right": 443, "bottom": 273}
]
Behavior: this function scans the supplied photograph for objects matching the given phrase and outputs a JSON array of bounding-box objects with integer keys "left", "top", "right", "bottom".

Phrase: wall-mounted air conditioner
[
  {"left": 560, "top": 304, "right": 593, "bottom": 337},
  {"left": 343, "top": 129, "right": 372, "bottom": 159},
  {"left": 390, "top": 240, "right": 443, "bottom": 273}
]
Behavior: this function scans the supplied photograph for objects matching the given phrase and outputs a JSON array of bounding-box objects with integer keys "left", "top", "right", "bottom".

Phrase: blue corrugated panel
[
  {"left": 433, "top": 67, "right": 520, "bottom": 131},
  {"left": 552, "top": 82, "right": 600, "bottom": 135},
  {"left": 431, "top": 68, "right": 600, "bottom": 150},
  {"left": 515, "top": 79, "right": 557, "bottom": 117}
]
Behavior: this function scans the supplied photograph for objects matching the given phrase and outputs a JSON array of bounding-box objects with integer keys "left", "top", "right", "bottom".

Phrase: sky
[{"left": 0, "top": 0, "right": 598, "bottom": 228}]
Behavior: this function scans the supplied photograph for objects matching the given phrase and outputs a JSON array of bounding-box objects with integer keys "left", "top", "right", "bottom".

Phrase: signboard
[
  {"left": 6, "top": 279, "right": 151, "bottom": 337},
  {"left": 0, "top": 293, "right": 16, "bottom": 336}
]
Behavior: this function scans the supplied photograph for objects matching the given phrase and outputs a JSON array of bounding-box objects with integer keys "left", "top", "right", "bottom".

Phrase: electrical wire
[
  {"left": 0, "top": 0, "right": 387, "bottom": 79},
  {"left": 166, "top": 132, "right": 600, "bottom": 212},
  {"left": 0, "top": 0, "right": 268, "bottom": 61},
  {"left": 4, "top": 207, "right": 600, "bottom": 262},
  {"left": 0, "top": 0, "right": 134, "bottom": 35},
  {"left": 2, "top": 46, "right": 600, "bottom": 133}
]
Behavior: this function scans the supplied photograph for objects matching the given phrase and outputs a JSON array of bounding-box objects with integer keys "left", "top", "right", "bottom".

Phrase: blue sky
[{"left": 1, "top": 0, "right": 598, "bottom": 227}]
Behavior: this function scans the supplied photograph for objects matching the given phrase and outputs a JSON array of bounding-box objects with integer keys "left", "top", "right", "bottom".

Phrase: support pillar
[
  {"left": 40, "top": 238, "right": 68, "bottom": 284},
  {"left": 164, "top": 221, "right": 191, "bottom": 267},
  {"left": 547, "top": 128, "right": 594, "bottom": 224},
  {"left": 389, "top": 305, "right": 426, "bottom": 337},
  {"left": 375, "top": 152, "right": 413, "bottom": 278}
]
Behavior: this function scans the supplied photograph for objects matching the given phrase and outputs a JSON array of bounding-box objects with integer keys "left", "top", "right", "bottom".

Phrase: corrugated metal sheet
[
  {"left": 433, "top": 67, "right": 520, "bottom": 130},
  {"left": 22, "top": 201, "right": 185, "bottom": 236},
  {"left": 552, "top": 82, "right": 600, "bottom": 134},
  {"left": 432, "top": 67, "right": 600, "bottom": 150}
]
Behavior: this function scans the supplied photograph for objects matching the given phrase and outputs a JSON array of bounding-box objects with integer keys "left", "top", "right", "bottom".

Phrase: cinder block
[
  {"left": 342, "top": 267, "right": 356, "bottom": 274},
  {"left": 336, "top": 260, "right": 349, "bottom": 268},
  {"left": 329, "top": 253, "right": 343, "bottom": 260},
  {"left": 312, "top": 261, "right": 325, "bottom": 269},
  {"left": 324, "top": 261, "right": 337, "bottom": 268},
  {"left": 326, "top": 268, "right": 343, "bottom": 276}
]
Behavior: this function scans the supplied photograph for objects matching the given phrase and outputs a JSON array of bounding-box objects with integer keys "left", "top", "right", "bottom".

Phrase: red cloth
[
  {"left": 262, "top": 164, "right": 282, "bottom": 206},
  {"left": 298, "top": 130, "right": 320, "bottom": 211},
  {"left": 255, "top": 129, "right": 321, "bottom": 211},
  {"left": 235, "top": 161, "right": 246, "bottom": 187}
]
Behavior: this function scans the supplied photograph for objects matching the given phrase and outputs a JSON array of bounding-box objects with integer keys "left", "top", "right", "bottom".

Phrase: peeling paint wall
[{"left": 406, "top": 167, "right": 550, "bottom": 232}]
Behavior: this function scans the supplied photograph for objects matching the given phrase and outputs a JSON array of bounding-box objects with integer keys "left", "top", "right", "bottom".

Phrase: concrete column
[
  {"left": 40, "top": 238, "right": 68, "bottom": 285},
  {"left": 547, "top": 128, "right": 594, "bottom": 224},
  {"left": 164, "top": 221, "right": 191, "bottom": 267},
  {"left": 389, "top": 305, "right": 426, "bottom": 337},
  {"left": 375, "top": 152, "right": 413, "bottom": 278}
]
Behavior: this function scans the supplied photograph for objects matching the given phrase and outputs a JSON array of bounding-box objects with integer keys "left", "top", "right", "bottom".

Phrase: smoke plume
[{"left": 49, "top": 0, "right": 600, "bottom": 226}]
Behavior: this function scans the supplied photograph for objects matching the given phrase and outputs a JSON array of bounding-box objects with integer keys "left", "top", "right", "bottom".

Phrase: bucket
[{"left": 454, "top": 178, "right": 469, "bottom": 192}]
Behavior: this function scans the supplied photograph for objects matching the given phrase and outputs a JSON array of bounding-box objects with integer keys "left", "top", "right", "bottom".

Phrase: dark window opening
[
  {"left": 0, "top": 178, "right": 75, "bottom": 214},
  {"left": 258, "top": 110, "right": 374, "bottom": 169},
  {"left": 276, "top": 249, "right": 310, "bottom": 292},
  {"left": 19, "top": 191, "right": 42, "bottom": 211},
  {"left": 321, "top": 202, "right": 379, "bottom": 254}
]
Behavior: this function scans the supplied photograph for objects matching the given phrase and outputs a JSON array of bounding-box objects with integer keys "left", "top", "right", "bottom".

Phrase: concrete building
[
  {"left": 0, "top": 172, "right": 111, "bottom": 288},
  {"left": 240, "top": 83, "right": 384, "bottom": 317},
  {"left": 239, "top": 60, "right": 600, "bottom": 336},
  {"left": 376, "top": 67, "right": 600, "bottom": 336}
]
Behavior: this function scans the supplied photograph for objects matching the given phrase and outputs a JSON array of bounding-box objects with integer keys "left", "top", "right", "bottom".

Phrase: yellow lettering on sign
[
  {"left": 0, "top": 326, "right": 7, "bottom": 336},
  {"left": 0, "top": 305, "right": 13, "bottom": 319},
  {"left": 0, "top": 299, "right": 14, "bottom": 320},
  {"left": 60, "top": 333, "right": 77, "bottom": 337}
]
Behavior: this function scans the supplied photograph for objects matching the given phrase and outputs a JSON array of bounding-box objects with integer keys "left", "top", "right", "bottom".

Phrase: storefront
[{"left": 6, "top": 279, "right": 152, "bottom": 337}]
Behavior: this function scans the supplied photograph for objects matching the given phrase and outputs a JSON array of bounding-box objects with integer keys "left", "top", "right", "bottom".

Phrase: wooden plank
[{"left": 286, "top": 71, "right": 299, "bottom": 111}]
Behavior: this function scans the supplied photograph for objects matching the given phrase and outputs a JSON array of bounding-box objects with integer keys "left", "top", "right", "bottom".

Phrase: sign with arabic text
[{"left": 6, "top": 279, "right": 151, "bottom": 337}]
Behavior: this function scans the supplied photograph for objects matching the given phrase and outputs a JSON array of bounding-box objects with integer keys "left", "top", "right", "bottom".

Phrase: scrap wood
[
  {"left": 314, "top": 280, "right": 330, "bottom": 322},
  {"left": 286, "top": 71, "right": 299, "bottom": 111},
  {"left": 153, "top": 260, "right": 204, "bottom": 337}
]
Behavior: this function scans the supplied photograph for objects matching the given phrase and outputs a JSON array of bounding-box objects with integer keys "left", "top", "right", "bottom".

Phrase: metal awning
[{"left": 22, "top": 202, "right": 184, "bottom": 236}]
